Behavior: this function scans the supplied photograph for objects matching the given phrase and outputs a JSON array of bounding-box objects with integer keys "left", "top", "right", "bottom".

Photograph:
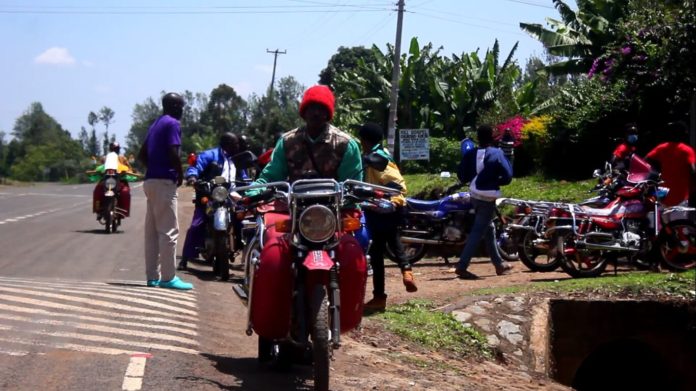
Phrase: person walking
[
  {"left": 138, "top": 92, "right": 193, "bottom": 290},
  {"left": 358, "top": 123, "right": 417, "bottom": 312},
  {"left": 645, "top": 121, "right": 696, "bottom": 207},
  {"left": 453, "top": 125, "right": 514, "bottom": 280}
]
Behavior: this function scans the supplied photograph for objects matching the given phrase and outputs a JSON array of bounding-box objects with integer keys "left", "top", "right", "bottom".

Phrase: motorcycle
[
  {"left": 191, "top": 151, "right": 258, "bottom": 281},
  {"left": 384, "top": 181, "right": 517, "bottom": 264},
  {"left": 549, "top": 156, "right": 696, "bottom": 277},
  {"left": 88, "top": 160, "right": 139, "bottom": 234},
  {"left": 233, "top": 178, "right": 399, "bottom": 391},
  {"left": 495, "top": 162, "right": 625, "bottom": 272}
]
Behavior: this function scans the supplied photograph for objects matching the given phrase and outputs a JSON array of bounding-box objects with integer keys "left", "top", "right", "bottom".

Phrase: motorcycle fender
[
  {"left": 303, "top": 250, "right": 334, "bottom": 271},
  {"left": 213, "top": 207, "right": 229, "bottom": 231},
  {"left": 335, "top": 234, "right": 368, "bottom": 333},
  {"left": 250, "top": 235, "right": 293, "bottom": 339}
]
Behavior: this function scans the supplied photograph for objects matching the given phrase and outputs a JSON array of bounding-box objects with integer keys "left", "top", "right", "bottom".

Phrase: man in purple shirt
[{"left": 138, "top": 92, "right": 193, "bottom": 290}]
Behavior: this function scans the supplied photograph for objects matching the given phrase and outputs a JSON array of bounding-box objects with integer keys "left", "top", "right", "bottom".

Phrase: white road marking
[
  {"left": 0, "top": 286, "right": 197, "bottom": 322},
  {"left": 0, "top": 336, "right": 140, "bottom": 356},
  {"left": 0, "top": 277, "right": 197, "bottom": 306},
  {"left": 122, "top": 354, "right": 150, "bottom": 391},
  {"left": 0, "top": 302, "right": 197, "bottom": 336},
  {"left": 0, "top": 202, "right": 84, "bottom": 225},
  {"left": 0, "top": 281, "right": 198, "bottom": 315},
  {"left": 0, "top": 313, "right": 198, "bottom": 345},
  {"left": 0, "top": 324, "right": 199, "bottom": 354},
  {"left": 0, "top": 294, "right": 196, "bottom": 329}
]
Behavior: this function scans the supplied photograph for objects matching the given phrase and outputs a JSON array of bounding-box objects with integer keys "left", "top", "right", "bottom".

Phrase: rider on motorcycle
[
  {"left": 358, "top": 122, "right": 417, "bottom": 312},
  {"left": 92, "top": 142, "right": 133, "bottom": 221},
  {"left": 179, "top": 132, "right": 245, "bottom": 270}
]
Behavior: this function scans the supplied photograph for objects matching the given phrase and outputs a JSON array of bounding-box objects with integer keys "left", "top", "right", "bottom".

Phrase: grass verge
[
  {"left": 375, "top": 299, "right": 492, "bottom": 359},
  {"left": 470, "top": 270, "right": 696, "bottom": 298}
]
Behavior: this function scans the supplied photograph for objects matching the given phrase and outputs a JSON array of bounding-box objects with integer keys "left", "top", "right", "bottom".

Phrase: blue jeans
[{"left": 456, "top": 198, "right": 504, "bottom": 271}]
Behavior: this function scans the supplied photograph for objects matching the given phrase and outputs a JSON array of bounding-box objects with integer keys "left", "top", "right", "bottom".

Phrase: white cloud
[{"left": 34, "top": 47, "right": 76, "bottom": 65}]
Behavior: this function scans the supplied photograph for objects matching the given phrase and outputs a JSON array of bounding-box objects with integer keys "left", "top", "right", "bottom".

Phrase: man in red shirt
[{"left": 645, "top": 121, "right": 696, "bottom": 207}]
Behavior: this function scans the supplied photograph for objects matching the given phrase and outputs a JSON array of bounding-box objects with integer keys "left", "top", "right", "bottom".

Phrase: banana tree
[{"left": 520, "top": 0, "right": 629, "bottom": 75}]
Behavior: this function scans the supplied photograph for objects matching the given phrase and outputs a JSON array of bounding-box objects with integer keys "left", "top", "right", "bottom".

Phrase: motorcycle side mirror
[
  {"left": 231, "top": 150, "right": 258, "bottom": 170},
  {"left": 363, "top": 152, "right": 389, "bottom": 172}
]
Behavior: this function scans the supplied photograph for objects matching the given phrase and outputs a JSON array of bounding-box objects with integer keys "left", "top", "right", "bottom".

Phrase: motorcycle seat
[
  {"left": 579, "top": 204, "right": 618, "bottom": 216},
  {"left": 406, "top": 198, "right": 441, "bottom": 211}
]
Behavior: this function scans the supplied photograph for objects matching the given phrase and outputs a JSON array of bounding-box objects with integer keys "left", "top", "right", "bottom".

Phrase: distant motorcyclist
[
  {"left": 92, "top": 142, "right": 133, "bottom": 221},
  {"left": 179, "top": 132, "right": 245, "bottom": 270},
  {"left": 610, "top": 123, "right": 639, "bottom": 170}
]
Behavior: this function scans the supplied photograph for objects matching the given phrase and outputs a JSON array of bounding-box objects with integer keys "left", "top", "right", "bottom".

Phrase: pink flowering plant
[{"left": 495, "top": 115, "right": 527, "bottom": 147}]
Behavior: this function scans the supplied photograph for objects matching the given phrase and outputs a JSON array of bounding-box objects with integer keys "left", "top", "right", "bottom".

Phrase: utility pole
[
  {"left": 266, "top": 49, "right": 286, "bottom": 98},
  {"left": 386, "top": 0, "right": 405, "bottom": 156}
]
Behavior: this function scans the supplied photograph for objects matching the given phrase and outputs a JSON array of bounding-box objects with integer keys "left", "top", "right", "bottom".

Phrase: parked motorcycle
[
  {"left": 233, "top": 179, "right": 399, "bottom": 391},
  {"left": 495, "top": 161, "right": 627, "bottom": 272},
  {"left": 549, "top": 156, "right": 696, "bottom": 277},
  {"left": 385, "top": 182, "right": 517, "bottom": 264}
]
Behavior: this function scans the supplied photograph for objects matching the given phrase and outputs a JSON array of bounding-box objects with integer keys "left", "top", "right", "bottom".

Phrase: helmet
[
  {"left": 162, "top": 92, "right": 185, "bottom": 119},
  {"left": 109, "top": 142, "right": 120, "bottom": 153}
]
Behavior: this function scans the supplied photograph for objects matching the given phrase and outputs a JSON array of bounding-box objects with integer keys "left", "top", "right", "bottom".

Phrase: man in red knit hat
[{"left": 250, "top": 84, "right": 362, "bottom": 184}]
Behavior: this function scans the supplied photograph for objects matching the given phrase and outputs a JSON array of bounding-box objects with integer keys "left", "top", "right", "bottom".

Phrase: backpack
[{"left": 456, "top": 138, "right": 477, "bottom": 184}]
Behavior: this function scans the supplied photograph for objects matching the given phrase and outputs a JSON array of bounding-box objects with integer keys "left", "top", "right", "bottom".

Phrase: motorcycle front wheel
[
  {"left": 557, "top": 232, "right": 610, "bottom": 278},
  {"left": 310, "top": 285, "right": 331, "bottom": 391},
  {"left": 214, "top": 231, "right": 230, "bottom": 281},
  {"left": 658, "top": 220, "right": 696, "bottom": 271},
  {"left": 103, "top": 198, "right": 115, "bottom": 234},
  {"left": 518, "top": 231, "right": 560, "bottom": 272},
  {"left": 385, "top": 241, "right": 427, "bottom": 264}
]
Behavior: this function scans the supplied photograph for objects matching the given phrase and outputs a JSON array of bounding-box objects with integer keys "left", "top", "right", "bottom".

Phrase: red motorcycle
[
  {"left": 548, "top": 156, "right": 696, "bottom": 277},
  {"left": 233, "top": 178, "right": 399, "bottom": 391}
]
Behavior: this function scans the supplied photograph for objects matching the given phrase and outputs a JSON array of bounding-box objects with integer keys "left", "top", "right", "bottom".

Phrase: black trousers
[{"left": 364, "top": 209, "right": 410, "bottom": 297}]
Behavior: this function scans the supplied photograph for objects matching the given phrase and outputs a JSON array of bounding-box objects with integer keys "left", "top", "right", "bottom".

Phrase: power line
[
  {"left": 499, "top": 0, "right": 555, "bottom": 9},
  {"left": 408, "top": 10, "right": 527, "bottom": 38}
]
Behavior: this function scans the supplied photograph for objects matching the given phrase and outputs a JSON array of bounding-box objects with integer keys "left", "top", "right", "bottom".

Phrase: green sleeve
[
  {"left": 337, "top": 139, "right": 364, "bottom": 181},
  {"left": 249, "top": 138, "right": 288, "bottom": 189}
]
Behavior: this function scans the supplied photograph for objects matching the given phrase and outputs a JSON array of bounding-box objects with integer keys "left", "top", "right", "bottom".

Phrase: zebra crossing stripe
[
  {"left": 0, "top": 313, "right": 198, "bottom": 346},
  {"left": 0, "top": 324, "right": 199, "bottom": 354},
  {"left": 0, "top": 286, "right": 197, "bottom": 322},
  {"left": 0, "top": 293, "right": 197, "bottom": 329},
  {"left": 0, "top": 302, "right": 197, "bottom": 336},
  {"left": 0, "top": 281, "right": 197, "bottom": 315},
  {"left": 0, "top": 335, "right": 138, "bottom": 356}
]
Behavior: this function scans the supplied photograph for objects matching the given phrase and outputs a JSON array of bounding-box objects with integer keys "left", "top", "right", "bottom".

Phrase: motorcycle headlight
[
  {"left": 211, "top": 186, "right": 229, "bottom": 202},
  {"left": 104, "top": 177, "right": 118, "bottom": 189},
  {"left": 299, "top": 205, "right": 336, "bottom": 243}
]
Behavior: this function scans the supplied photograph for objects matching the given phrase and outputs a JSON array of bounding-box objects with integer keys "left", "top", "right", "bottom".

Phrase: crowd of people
[{"left": 130, "top": 87, "right": 695, "bottom": 318}]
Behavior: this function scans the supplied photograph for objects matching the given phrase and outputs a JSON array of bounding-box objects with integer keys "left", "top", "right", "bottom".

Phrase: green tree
[
  {"left": 13, "top": 102, "right": 66, "bottom": 146},
  {"left": 99, "top": 106, "right": 115, "bottom": 133},
  {"left": 125, "top": 97, "right": 160, "bottom": 156},
  {"left": 520, "top": 0, "right": 630, "bottom": 75},
  {"left": 246, "top": 76, "right": 304, "bottom": 150},
  {"left": 201, "top": 84, "right": 247, "bottom": 135},
  {"left": 318, "top": 46, "right": 378, "bottom": 90}
]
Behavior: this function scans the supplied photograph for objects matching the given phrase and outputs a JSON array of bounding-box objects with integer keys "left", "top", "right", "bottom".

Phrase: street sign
[{"left": 399, "top": 128, "right": 429, "bottom": 160}]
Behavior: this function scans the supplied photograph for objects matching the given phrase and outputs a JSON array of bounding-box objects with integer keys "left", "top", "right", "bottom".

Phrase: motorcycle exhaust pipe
[
  {"left": 576, "top": 241, "right": 639, "bottom": 252},
  {"left": 400, "top": 236, "right": 465, "bottom": 246}
]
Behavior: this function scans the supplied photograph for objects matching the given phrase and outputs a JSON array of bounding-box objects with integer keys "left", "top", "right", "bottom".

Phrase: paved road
[{"left": 0, "top": 183, "right": 314, "bottom": 390}]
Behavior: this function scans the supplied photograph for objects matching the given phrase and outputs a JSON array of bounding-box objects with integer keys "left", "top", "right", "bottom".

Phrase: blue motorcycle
[{"left": 385, "top": 183, "right": 517, "bottom": 264}]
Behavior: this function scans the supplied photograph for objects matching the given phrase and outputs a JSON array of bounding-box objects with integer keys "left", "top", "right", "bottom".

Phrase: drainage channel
[{"left": 546, "top": 299, "right": 696, "bottom": 391}]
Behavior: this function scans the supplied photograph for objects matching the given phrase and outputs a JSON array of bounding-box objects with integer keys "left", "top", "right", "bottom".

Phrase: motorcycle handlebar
[{"left": 241, "top": 189, "right": 276, "bottom": 206}]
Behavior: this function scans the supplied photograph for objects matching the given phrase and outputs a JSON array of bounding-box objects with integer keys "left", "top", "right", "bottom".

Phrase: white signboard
[{"left": 399, "top": 129, "right": 430, "bottom": 161}]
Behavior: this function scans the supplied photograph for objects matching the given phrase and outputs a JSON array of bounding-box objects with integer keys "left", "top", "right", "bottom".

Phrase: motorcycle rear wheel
[
  {"left": 385, "top": 242, "right": 427, "bottom": 264},
  {"left": 557, "top": 233, "right": 610, "bottom": 278},
  {"left": 310, "top": 285, "right": 331, "bottom": 391},
  {"left": 659, "top": 220, "right": 696, "bottom": 271},
  {"left": 518, "top": 231, "right": 560, "bottom": 272}
]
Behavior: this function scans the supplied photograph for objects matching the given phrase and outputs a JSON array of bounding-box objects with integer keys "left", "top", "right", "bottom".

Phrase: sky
[{"left": 0, "top": 0, "right": 575, "bottom": 145}]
